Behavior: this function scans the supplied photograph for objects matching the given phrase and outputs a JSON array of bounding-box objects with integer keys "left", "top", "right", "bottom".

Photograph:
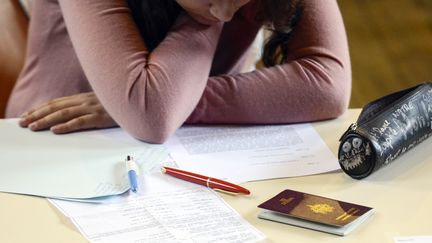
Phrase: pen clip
[
  {"left": 207, "top": 177, "right": 250, "bottom": 195},
  {"left": 213, "top": 188, "right": 245, "bottom": 196}
]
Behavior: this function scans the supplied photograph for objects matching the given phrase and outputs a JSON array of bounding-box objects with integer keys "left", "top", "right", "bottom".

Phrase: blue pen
[{"left": 126, "top": 155, "right": 139, "bottom": 193}]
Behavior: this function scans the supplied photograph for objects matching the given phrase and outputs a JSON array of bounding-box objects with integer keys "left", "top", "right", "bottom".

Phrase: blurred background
[{"left": 339, "top": 0, "right": 432, "bottom": 108}]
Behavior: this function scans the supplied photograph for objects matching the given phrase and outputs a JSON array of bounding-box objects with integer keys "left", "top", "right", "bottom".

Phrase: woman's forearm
[
  {"left": 58, "top": 0, "right": 223, "bottom": 143},
  {"left": 187, "top": 0, "right": 351, "bottom": 124}
]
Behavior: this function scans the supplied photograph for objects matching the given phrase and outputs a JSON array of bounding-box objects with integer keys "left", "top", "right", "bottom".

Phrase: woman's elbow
[
  {"left": 135, "top": 131, "right": 171, "bottom": 144},
  {"left": 122, "top": 114, "right": 179, "bottom": 144},
  {"left": 328, "top": 93, "right": 349, "bottom": 118},
  {"left": 324, "top": 68, "right": 352, "bottom": 118},
  {"left": 127, "top": 124, "right": 175, "bottom": 144}
]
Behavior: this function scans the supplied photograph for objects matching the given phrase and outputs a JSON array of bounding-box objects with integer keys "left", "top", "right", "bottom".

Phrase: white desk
[{"left": 1, "top": 109, "right": 431, "bottom": 243}]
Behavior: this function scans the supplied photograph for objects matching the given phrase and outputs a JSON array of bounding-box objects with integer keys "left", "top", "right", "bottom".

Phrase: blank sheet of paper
[{"left": 0, "top": 119, "right": 166, "bottom": 199}]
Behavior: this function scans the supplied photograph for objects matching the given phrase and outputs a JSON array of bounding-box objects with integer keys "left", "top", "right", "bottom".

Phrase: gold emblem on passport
[
  {"left": 279, "top": 197, "right": 294, "bottom": 205},
  {"left": 306, "top": 203, "right": 334, "bottom": 214}
]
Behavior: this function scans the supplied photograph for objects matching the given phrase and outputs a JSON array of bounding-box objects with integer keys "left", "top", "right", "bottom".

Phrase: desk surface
[{"left": 1, "top": 109, "right": 431, "bottom": 243}]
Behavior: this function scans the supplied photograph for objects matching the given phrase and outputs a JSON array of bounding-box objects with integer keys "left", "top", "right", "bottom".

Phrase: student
[{"left": 6, "top": 0, "right": 351, "bottom": 143}]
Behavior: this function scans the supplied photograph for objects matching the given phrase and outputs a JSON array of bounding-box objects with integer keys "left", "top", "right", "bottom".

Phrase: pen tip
[
  {"left": 127, "top": 155, "right": 131, "bottom": 161},
  {"left": 161, "top": 167, "right": 167, "bottom": 173},
  {"left": 238, "top": 188, "right": 250, "bottom": 195}
]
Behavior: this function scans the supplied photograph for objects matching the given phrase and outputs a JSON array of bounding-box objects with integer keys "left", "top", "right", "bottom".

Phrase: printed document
[
  {"left": 50, "top": 172, "right": 265, "bottom": 243},
  {"left": 0, "top": 119, "right": 166, "bottom": 199},
  {"left": 165, "top": 123, "right": 339, "bottom": 183}
]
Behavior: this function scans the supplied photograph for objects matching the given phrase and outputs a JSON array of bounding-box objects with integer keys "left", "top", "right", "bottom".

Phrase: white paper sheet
[
  {"left": 394, "top": 236, "right": 432, "bottom": 243},
  {"left": 165, "top": 124, "right": 339, "bottom": 183},
  {"left": 0, "top": 119, "right": 167, "bottom": 199},
  {"left": 50, "top": 172, "right": 265, "bottom": 243}
]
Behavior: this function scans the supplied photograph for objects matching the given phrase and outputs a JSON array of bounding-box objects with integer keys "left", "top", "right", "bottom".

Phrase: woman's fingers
[
  {"left": 26, "top": 106, "right": 88, "bottom": 131},
  {"left": 18, "top": 92, "right": 117, "bottom": 134},
  {"left": 19, "top": 96, "right": 85, "bottom": 127},
  {"left": 50, "top": 114, "right": 97, "bottom": 134},
  {"left": 51, "top": 112, "right": 116, "bottom": 134}
]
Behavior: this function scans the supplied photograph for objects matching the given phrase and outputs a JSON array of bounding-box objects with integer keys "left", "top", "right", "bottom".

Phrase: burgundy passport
[{"left": 257, "top": 189, "right": 374, "bottom": 235}]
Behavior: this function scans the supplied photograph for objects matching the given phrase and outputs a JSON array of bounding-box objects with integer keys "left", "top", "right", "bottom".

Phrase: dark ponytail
[
  {"left": 127, "top": 0, "right": 182, "bottom": 51},
  {"left": 261, "top": 0, "right": 303, "bottom": 67}
]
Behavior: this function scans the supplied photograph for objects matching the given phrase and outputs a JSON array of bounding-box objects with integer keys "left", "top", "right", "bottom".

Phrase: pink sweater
[{"left": 6, "top": 0, "right": 351, "bottom": 143}]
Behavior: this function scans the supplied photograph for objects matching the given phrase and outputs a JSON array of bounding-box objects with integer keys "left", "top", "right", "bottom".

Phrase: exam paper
[
  {"left": 50, "top": 172, "right": 265, "bottom": 243},
  {"left": 0, "top": 119, "right": 167, "bottom": 199},
  {"left": 165, "top": 124, "right": 339, "bottom": 183}
]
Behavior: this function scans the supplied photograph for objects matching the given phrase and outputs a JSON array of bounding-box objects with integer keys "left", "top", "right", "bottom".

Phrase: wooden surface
[{"left": 339, "top": 0, "right": 432, "bottom": 108}]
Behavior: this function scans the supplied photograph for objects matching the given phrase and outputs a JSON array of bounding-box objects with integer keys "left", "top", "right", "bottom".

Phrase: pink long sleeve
[
  {"left": 187, "top": 0, "right": 351, "bottom": 124},
  {"left": 56, "top": 0, "right": 223, "bottom": 143},
  {"left": 7, "top": 0, "right": 351, "bottom": 143}
]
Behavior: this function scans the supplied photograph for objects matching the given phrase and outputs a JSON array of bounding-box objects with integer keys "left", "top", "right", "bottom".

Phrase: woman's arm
[
  {"left": 187, "top": 0, "right": 351, "bottom": 124},
  {"left": 57, "top": 0, "right": 223, "bottom": 143}
]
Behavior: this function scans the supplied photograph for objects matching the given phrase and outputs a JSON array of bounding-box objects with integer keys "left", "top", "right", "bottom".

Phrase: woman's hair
[
  {"left": 260, "top": 0, "right": 302, "bottom": 67},
  {"left": 127, "top": 0, "right": 182, "bottom": 51},
  {"left": 127, "top": 0, "right": 302, "bottom": 67}
]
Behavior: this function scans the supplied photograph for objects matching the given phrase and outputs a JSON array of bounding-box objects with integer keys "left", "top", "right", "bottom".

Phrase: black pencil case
[{"left": 338, "top": 82, "right": 432, "bottom": 179}]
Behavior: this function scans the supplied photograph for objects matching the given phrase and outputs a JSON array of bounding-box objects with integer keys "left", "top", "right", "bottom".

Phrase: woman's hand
[{"left": 19, "top": 92, "right": 117, "bottom": 134}]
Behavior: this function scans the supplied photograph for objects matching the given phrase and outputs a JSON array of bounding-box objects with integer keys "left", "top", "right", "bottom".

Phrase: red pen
[{"left": 161, "top": 167, "right": 250, "bottom": 195}]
